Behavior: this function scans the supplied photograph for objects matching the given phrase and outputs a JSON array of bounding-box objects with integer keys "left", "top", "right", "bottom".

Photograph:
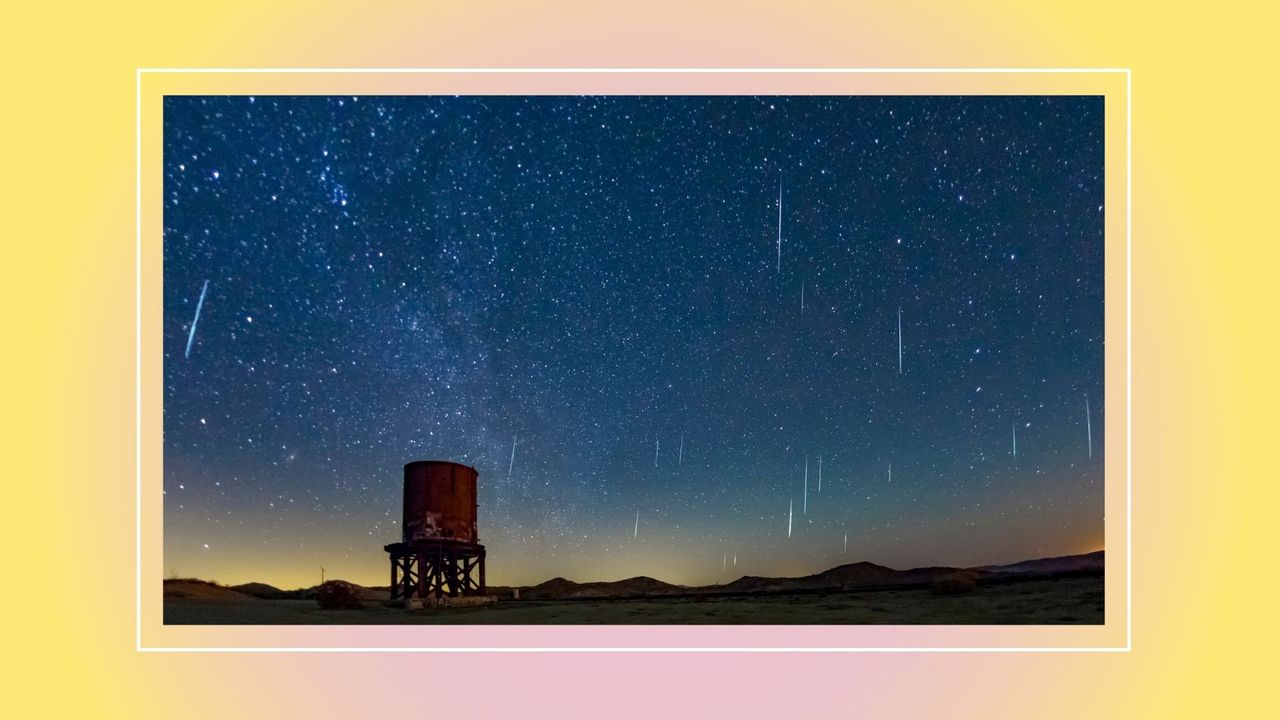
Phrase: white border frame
[{"left": 137, "top": 67, "right": 1131, "bottom": 650}]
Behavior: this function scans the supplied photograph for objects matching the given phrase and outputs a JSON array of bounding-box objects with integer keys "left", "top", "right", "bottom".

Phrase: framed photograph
[{"left": 140, "top": 70, "right": 1129, "bottom": 651}]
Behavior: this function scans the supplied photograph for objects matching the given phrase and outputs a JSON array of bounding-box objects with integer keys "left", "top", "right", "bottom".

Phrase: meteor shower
[{"left": 163, "top": 95, "right": 1105, "bottom": 624}]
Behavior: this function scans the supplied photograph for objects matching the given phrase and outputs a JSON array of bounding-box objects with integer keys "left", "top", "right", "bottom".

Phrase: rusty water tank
[{"left": 401, "top": 460, "right": 478, "bottom": 544}]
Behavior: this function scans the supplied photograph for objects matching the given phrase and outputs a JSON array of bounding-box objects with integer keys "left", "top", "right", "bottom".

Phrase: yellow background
[{"left": 3, "top": 1, "right": 1276, "bottom": 717}]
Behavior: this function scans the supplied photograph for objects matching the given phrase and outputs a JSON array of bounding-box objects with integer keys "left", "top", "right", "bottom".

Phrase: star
[{"left": 162, "top": 95, "right": 1104, "bottom": 588}]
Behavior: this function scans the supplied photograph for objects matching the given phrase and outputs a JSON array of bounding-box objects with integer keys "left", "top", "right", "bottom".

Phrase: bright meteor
[
  {"left": 184, "top": 279, "right": 209, "bottom": 359},
  {"left": 1085, "top": 394, "right": 1093, "bottom": 458},
  {"left": 508, "top": 435, "right": 518, "bottom": 479}
]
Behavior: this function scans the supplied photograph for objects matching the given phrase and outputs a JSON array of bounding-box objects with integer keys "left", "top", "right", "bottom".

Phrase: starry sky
[{"left": 163, "top": 95, "right": 1104, "bottom": 589}]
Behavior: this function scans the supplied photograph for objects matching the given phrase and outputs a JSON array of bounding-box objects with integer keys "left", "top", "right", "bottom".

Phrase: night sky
[{"left": 163, "top": 95, "right": 1104, "bottom": 589}]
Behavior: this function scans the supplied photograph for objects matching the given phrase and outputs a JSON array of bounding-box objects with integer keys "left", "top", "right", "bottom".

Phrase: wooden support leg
[
  {"left": 390, "top": 555, "right": 399, "bottom": 600},
  {"left": 416, "top": 551, "right": 429, "bottom": 600},
  {"left": 462, "top": 557, "right": 474, "bottom": 592}
]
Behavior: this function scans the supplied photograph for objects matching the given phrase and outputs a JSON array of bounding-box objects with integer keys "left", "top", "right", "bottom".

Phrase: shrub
[
  {"left": 932, "top": 572, "right": 979, "bottom": 595},
  {"left": 315, "top": 580, "right": 363, "bottom": 609}
]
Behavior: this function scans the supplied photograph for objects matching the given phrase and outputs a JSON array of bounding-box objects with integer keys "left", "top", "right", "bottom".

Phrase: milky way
[{"left": 163, "top": 96, "right": 1104, "bottom": 587}]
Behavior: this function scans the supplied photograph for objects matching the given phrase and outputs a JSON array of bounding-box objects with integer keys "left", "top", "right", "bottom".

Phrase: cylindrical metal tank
[{"left": 401, "top": 460, "right": 478, "bottom": 543}]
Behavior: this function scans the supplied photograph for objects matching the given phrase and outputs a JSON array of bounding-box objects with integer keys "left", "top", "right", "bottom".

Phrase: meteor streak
[
  {"left": 184, "top": 279, "right": 209, "bottom": 359},
  {"left": 678, "top": 432, "right": 684, "bottom": 466},
  {"left": 1012, "top": 423, "right": 1018, "bottom": 458},
  {"left": 803, "top": 455, "right": 809, "bottom": 514},
  {"left": 787, "top": 497, "right": 793, "bottom": 538},
  {"left": 654, "top": 435, "right": 659, "bottom": 467},
  {"left": 634, "top": 509, "right": 639, "bottom": 539},
  {"left": 801, "top": 282, "right": 805, "bottom": 313},
  {"left": 888, "top": 460, "right": 892, "bottom": 483},
  {"left": 1085, "top": 394, "right": 1093, "bottom": 458},
  {"left": 818, "top": 455, "right": 822, "bottom": 493},
  {"left": 508, "top": 435, "right": 517, "bottom": 479}
]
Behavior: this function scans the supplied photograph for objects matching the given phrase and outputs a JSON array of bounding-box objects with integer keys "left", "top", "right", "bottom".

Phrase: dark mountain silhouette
[
  {"left": 163, "top": 579, "right": 258, "bottom": 603},
  {"left": 171, "top": 551, "right": 1103, "bottom": 602},
  {"left": 522, "top": 575, "right": 683, "bottom": 600},
  {"left": 722, "top": 561, "right": 900, "bottom": 593},
  {"left": 507, "top": 552, "right": 1104, "bottom": 600},
  {"left": 167, "top": 578, "right": 391, "bottom": 602},
  {"left": 978, "top": 550, "right": 1104, "bottom": 575},
  {"left": 230, "top": 582, "right": 285, "bottom": 599},
  {"left": 713, "top": 562, "right": 962, "bottom": 595}
]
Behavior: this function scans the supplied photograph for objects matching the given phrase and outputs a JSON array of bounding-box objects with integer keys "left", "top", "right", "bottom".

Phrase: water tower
[{"left": 384, "top": 460, "right": 486, "bottom": 603}]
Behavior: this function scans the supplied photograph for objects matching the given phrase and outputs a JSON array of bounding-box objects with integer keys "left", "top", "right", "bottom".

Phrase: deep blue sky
[{"left": 163, "top": 95, "right": 1104, "bottom": 587}]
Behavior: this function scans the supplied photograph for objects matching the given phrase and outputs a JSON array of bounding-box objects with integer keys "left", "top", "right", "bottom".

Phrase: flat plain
[{"left": 164, "top": 574, "right": 1102, "bottom": 625}]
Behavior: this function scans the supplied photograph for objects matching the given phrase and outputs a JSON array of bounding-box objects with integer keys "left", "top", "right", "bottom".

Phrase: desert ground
[{"left": 164, "top": 573, "right": 1102, "bottom": 625}]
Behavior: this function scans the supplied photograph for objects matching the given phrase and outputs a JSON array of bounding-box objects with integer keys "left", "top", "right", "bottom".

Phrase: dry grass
[{"left": 931, "top": 571, "right": 980, "bottom": 595}]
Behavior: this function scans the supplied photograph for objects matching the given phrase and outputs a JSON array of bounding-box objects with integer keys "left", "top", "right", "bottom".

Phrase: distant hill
[
  {"left": 715, "top": 562, "right": 959, "bottom": 595},
  {"left": 231, "top": 582, "right": 285, "bottom": 599},
  {"left": 978, "top": 550, "right": 1104, "bottom": 575},
  {"left": 280, "top": 582, "right": 391, "bottom": 602},
  {"left": 525, "top": 552, "right": 1105, "bottom": 599},
  {"left": 708, "top": 553, "right": 1103, "bottom": 597},
  {"left": 166, "top": 578, "right": 390, "bottom": 602},
  {"left": 523, "top": 575, "right": 684, "bottom": 600},
  {"left": 804, "top": 561, "right": 906, "bottom": 588},
  {"left": 164, "top": 579, "right": 256, "bottom": 603},
  {"left": 721, "top": 553, "right": 1103, "bottom": 596},
  {"left": 170, "top": 551, "right": 1104, "bottom": 602}
]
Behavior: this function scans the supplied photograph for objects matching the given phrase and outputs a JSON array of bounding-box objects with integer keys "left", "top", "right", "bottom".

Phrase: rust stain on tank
[{"left": 402, "top": 460, "right": 478, "bottom": 543}]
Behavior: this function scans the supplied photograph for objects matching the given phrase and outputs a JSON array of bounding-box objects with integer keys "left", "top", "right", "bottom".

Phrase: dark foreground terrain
[{"left": 165, "top": 574, "right": 1102, "bottom": 625}]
